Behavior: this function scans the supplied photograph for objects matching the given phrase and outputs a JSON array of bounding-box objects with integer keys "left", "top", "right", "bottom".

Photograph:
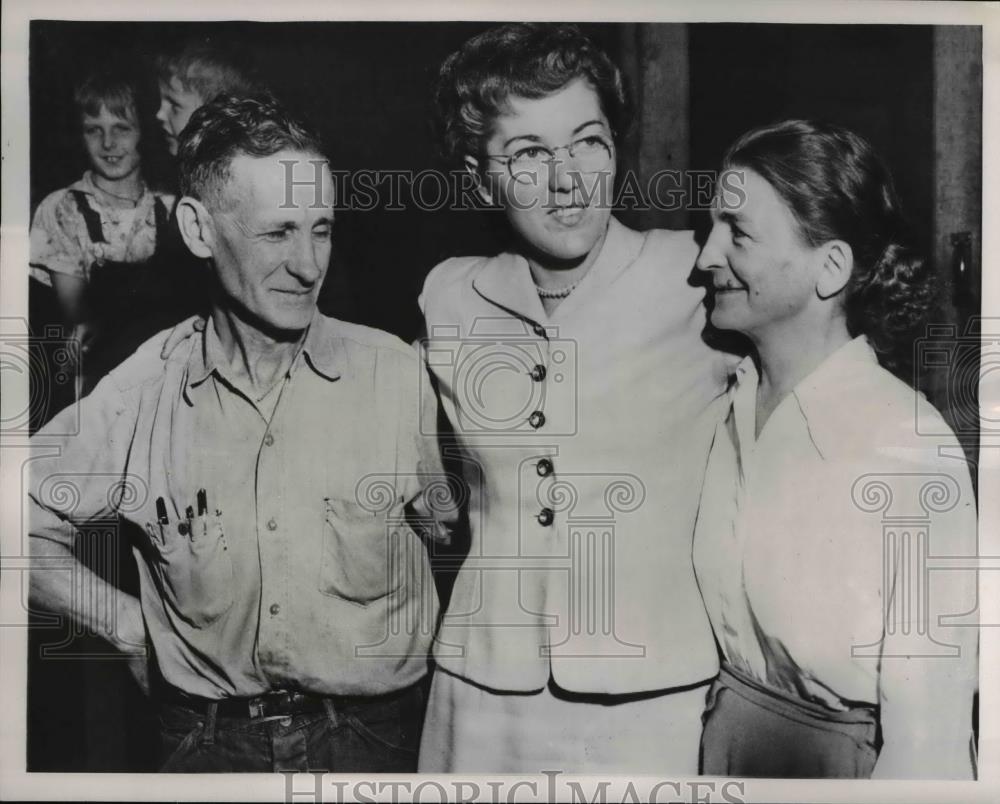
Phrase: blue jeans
[{"left": 158, "top": 682, "right": 425, "bottom": 773}]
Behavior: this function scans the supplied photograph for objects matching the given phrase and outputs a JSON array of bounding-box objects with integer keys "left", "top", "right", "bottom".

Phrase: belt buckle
[{"left": 248, "top": 697, "right": 267, "bottom": 719}]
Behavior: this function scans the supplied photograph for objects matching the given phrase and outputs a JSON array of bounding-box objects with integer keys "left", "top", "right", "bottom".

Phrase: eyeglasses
[{"left": 487, "top": 135, "right": 615, "bottom": 184}]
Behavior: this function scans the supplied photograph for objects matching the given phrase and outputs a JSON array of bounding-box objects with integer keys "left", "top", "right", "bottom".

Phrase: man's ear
[
  {"left": 815, "top": 240, "right": 853, "bottom": 300},
  {"left": 464, "top": 156, "right": 494, "bottom": 205},
  {"left": 176, "top": 197, "right": 215, "bottom": 260}
]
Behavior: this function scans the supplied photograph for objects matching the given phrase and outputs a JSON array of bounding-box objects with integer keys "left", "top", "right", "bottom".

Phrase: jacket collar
[{"left": 470, "top": 217, "right": 647, "bottom": 324}]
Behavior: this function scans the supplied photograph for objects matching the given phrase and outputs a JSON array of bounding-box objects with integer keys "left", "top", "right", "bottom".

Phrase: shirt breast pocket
[
  {"left": 319, "top": 497, "right": 402, "bottom": 606},
  {"left": 146, "top": 512, "right": 234, "bottom": 628}
]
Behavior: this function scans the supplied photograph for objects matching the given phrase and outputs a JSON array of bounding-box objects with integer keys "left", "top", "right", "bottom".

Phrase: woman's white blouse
[{"left": 693, "top": 336, "right": 979, "bottom": 778}]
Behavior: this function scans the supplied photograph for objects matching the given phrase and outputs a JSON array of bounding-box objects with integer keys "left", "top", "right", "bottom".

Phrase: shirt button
[
  {"left": 528, "top": 410, "right": 546, "bottom": 429},
  {"left": 536, "top": 458, "right": 554, "bottom": 477},
  {"left": 529, "top": 364, "right": 547, "bottom": 382},
  {"left": 537, "top": 507, "right": 555, "bottom": 527},
  {"left": 269, "top": 603, "right": 280, "bottom": 616},
  {"left": 267, "top": 519, "right": 278, "bottom": 531},
  {"left": 263, "top": 433, "right": 275, "bottom": 447}
]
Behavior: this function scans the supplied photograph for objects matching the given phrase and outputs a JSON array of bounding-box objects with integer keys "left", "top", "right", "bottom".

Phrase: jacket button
[
  {"left": 532, "top": 323, "right": 547, "bottom": 339},
  {"left": 537, "top": 507, "right": 555, "bottom": 526},
  {"left": 528, "top": 411, "right": 545, "bottom": 429},
  {"left": 529, "top": 364, "right": 546, "bottom": 382},
  {"left": 536, "top": 458, "right": 554, "bottom": 477},
  {"left": 267, "top": 519, "right": 278, "bottom": 531},
  {"left": 269, "top": 603, "right": 280, "bottom": 616},
  {"left": 263, "top": 433, "right": 275, "bottom": 447}
]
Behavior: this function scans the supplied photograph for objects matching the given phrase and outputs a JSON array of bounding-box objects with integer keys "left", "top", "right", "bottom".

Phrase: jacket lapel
[{"left": 471, "top": 250, "right": 548, "bottom": 324}]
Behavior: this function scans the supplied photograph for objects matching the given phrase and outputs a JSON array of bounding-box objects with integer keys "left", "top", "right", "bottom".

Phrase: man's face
[
  {"left": 156, "top": 74, "right": 205, "bottom": 155},
  {"left": 81, "top": 105, "right": 142, "bottom": 185},
  {"left": 206, "top": 150, "right": 334, "bottom": 334}
]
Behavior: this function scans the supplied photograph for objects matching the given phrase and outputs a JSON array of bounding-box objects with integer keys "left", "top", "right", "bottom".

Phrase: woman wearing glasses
[
  {"left": 693, "top": 120, "right": 978, "bottom": 778},
  {"left": 417, "top": 23, "right": 733, "bottom": 773}
]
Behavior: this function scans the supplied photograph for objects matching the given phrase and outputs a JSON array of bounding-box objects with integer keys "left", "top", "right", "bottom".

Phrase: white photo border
[{"left": 2, "top": 1, "right": 997, "bottom": 801}]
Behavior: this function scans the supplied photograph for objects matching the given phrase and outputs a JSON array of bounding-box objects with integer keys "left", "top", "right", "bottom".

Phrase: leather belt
[
  {"left": 163, "top": 687, "right": 327, "bottom": 720},
  {"left": 161, "top": 683, "right": 415, "bottom": 720}
]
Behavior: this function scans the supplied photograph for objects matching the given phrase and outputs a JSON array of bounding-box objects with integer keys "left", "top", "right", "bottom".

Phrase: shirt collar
[
  {"left": 297, "top": 313, "right": 343, "bottom": 381},
  {"left": 729, "top": 354, "right": 759, "bottom": 458},
  {"left": 75, "top": 170, "right": 152, "bottom": 204},
  {"left": 730, "top": 336, "right": 879, "bottom": 459},
  {"left": 470, "top": 216, "right": 644, "bottom": 323},
  {"left": 790, "top": 336, "right": 880, "bottom": 455},
  {"left": 184, "top": 310, "right": 342, "bottom": 401}
]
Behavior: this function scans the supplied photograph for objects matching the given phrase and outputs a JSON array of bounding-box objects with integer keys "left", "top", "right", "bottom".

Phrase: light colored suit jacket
[{"left": 419, "top": 217, "right": 733, "bottom": 693}]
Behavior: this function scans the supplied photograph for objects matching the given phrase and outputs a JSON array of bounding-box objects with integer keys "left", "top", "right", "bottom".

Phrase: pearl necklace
[{"left": 535, "top": 278, "right": 583, "bottom": 299}]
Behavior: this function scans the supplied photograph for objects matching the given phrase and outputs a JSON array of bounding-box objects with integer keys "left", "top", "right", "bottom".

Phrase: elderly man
[{"left": 28, "top": 95, "right": 446, "bottom": 773}]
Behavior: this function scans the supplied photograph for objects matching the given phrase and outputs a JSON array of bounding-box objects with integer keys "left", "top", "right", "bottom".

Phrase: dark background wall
[
  {"left": 26, "top": 20, "right": 978, "bottom": 771},
  {"left": 688, "top": 24, "right": 934, "bottom": 259}
]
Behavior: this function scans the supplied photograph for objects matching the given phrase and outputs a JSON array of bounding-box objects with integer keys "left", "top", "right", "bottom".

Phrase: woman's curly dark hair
[
  {"left": 722, "top": 119, "right": 939, "bottom": 377},
  {"left": 434, "top": 23, "right": 630, "bottom": 166}
]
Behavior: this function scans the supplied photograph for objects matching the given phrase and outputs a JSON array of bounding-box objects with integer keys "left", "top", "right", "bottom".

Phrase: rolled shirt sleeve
[{"left": 29, "top": 190, "right": 89, "bottom": 286}]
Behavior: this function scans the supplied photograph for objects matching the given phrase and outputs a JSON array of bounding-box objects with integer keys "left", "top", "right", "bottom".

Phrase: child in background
[
  {"left": 30, "top": 68, "right": 175, "bottom": 384},
  {"left": 30, "top": 65, "right": 205, "bottom": 400},
  {"left": 156, "top": 38, "right": 262, "bottom": 155}
]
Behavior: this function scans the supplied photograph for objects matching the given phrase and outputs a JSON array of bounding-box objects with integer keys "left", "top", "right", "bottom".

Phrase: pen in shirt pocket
[
  {"left": 155, "top": 496, "right": 169, "bottom": 525},
  {"left": 179, "top": 505, "right": 194, "bottom": 537},
  {"left": 177, "top": 489, "right": 208, "bottom": 539},
  {"left": 146, "top": 496, "right": 170, "bottom": 547}
]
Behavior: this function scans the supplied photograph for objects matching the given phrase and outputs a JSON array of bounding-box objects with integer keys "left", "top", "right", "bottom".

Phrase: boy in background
[{"left": 156, "top": 38, "right": 262, "bottom": 155}]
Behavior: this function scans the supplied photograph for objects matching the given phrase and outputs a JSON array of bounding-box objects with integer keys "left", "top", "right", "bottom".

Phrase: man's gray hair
[{"left": 178, "top": 93, "right": 325, "bottom": 211}]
